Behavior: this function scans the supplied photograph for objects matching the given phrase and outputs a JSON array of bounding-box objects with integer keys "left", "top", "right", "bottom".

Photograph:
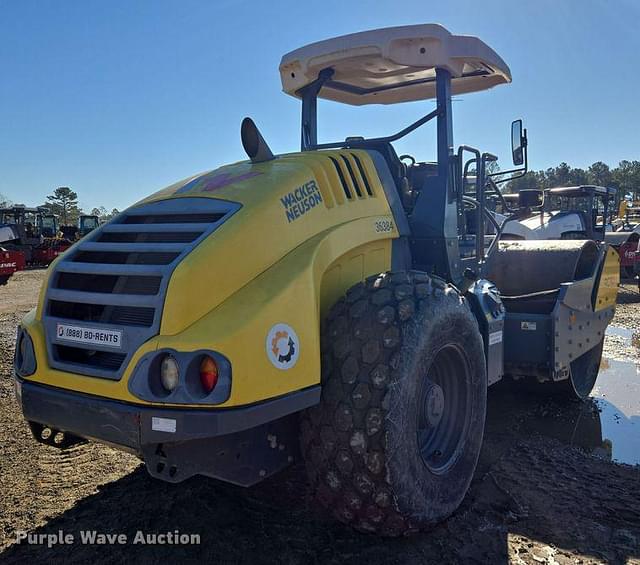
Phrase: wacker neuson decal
[{"left": 280, "top": 180, "right": 323, "bottom": 222}]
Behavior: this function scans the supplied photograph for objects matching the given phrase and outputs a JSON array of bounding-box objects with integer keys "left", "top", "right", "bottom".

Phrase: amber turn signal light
[{"left": 199, "top": 355, "right": 218, "bottom": 393}]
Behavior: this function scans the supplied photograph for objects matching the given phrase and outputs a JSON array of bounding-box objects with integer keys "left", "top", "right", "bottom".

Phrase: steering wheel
[{"left": 399, "top": 154, "right": 416, "bottom": 166}]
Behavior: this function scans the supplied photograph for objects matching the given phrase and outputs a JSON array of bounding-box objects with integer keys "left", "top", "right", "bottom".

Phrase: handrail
[
  {"left": 458, "top": 149, "right": 502, "bottom": 275},
  {"left": 457, "top": 146, "right": 482, "bottom": 264},
  {"left": 309, "top": 107, "right": 441, "bottom": 150}
]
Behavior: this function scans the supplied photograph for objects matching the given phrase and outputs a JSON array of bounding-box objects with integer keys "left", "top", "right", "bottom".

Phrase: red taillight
[{"left": 199, "top": 356, "right": 219, "bottom": 393}]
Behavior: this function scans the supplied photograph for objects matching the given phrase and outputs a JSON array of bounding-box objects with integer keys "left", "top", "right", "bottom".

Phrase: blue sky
[{"left": 0, "top": 0, "right": 638, "bottom": 211}]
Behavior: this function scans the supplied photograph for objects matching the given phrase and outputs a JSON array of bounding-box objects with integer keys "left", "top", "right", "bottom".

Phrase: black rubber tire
[
  {"left": 300, "top": 271, "right": 487, "bottom": 535},
  {"left": 0, "top": 275, "right": 9, "bottom": 286}
]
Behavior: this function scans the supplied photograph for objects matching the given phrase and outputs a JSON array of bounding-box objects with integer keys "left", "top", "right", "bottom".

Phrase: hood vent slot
[
  {"left": 329, "top": 156, "right": 352, "bottom": 200},
  {"left": 122, "top": 213, "right": 225, "bottom": 224}
]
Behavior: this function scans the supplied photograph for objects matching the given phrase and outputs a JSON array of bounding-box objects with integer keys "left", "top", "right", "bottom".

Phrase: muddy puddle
[
  {"left": 590, "top": 326, "right": 640, "bottom": 466},
  {"left": 592, "top": 358, "right": 640, "bottom": 466},
  {"left": 484, "top": 325, "right": 640, "bottom": 469},
  {"left": 606, "top": 325, "right": 640, "bottom": 350}
]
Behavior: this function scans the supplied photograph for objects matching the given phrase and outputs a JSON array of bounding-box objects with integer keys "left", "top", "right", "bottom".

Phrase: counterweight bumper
[{"left": 15, "top": 378, "right": 319, "bottom": 486}]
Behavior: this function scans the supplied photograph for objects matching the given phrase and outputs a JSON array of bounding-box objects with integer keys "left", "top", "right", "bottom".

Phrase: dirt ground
[{"left": 0, "top": 270, "right": 638, "bottom": 564}]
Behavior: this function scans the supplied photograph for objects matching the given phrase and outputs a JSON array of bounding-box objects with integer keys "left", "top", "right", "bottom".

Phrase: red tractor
[
  {"left": 0, "top": 246, "right": 26, "bottom": 285},
  {"left": 0, "top": 206, "right": 73, "bottom": 266},
  {"left": 605, "top": 232, "right": 639, "bottom": 281},
  {"left": 32, "top": 212, "right": 73, "bottom": 266},
  {"left": 32, "top": 237, "right": 73, "bottom": 265}
]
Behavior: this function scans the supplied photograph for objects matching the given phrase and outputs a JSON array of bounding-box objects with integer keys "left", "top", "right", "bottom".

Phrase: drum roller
[{"left": 487, "top": 240, "right": 600, "bottom": 297}]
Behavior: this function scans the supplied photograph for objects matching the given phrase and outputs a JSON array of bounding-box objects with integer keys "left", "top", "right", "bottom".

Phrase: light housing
[
  {"left": 131, "top": 349, "right": 232, "bottom": 404},
  {"left": 14, "top": 327, "right": 37, "bottom": 377}
]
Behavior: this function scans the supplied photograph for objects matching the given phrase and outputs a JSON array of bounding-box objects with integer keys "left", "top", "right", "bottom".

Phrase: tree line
[
  {"left": 505, "top": 160, "right": 640, "bottom": 198},
  {"left": 0, "top": 187, "right": 119, "bottom": 225}
]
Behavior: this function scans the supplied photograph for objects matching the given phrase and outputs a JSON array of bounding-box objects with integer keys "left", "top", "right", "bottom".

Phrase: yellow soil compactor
[{"left": 13, "top": 25, "right": 618, "bottom": 535}]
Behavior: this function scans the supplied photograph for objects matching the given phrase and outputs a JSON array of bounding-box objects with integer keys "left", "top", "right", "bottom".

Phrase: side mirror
[
  {"left": 518, "top": 189, "right": 542, "bottom": 209},
  {"left": 511, "top": 119, "right": 525, "bottom": 166}
]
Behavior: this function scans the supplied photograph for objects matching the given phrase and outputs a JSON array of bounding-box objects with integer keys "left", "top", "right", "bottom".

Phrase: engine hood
[
  {"left": 138, "top": 151, "right": 394, "bottom": 335},
  {"left": 503, "top": 212, "right": 585, "bottom": 240}
]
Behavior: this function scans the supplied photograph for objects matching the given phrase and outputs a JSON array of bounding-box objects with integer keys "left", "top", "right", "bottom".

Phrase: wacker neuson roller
[{"left": 13, "top": 24, "right": 619, "bottom": 535}]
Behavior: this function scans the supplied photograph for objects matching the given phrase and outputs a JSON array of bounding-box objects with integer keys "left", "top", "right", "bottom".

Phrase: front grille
[{"left": 42, "top": 197, "right": 240, "bottom": 380}]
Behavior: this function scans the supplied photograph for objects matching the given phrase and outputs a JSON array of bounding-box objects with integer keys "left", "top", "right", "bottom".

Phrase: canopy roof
[
  {"left": 279, "top": 24, "right": 511, "bottom": 106},
  {"left": 546, "top": 186, "right": 617, "bottom": 198},
  {"left": 0, "top": 206, "right": 46, "bottom": 214}
]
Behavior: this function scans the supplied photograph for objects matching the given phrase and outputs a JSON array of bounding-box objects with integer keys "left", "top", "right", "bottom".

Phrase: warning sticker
[
  {"left": 151, "top": 417, "right": 176, "bottom": 433},
  {"left": 489, "top": 331, "right": 503, "bottom": 346}
]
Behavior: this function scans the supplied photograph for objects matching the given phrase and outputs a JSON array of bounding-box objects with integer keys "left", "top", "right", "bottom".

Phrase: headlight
[{"left": 160, "top": 355, "right": 180, "bottom": 391}]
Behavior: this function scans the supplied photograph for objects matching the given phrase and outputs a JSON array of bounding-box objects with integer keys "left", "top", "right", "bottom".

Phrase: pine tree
[{"left": 46, "top": 187, "right": 80, "bottom": 225}]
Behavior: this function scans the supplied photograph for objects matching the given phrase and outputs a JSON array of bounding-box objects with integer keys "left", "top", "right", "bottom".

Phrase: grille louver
[{"left": 319, "top": 151, "right": 377, "bottom": 206}]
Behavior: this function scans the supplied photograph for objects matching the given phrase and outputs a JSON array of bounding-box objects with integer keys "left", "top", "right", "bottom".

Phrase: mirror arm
[{"left": 486, "top": 176, "right": 517, "bottom": 214}]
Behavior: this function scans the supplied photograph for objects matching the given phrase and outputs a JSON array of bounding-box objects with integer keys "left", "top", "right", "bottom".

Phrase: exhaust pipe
[
  {"left": 28, "top": 421, "right": 86, "bottom": 449},
  {"left": 241, "top": 117, "right": 274, "bottom": 163}
]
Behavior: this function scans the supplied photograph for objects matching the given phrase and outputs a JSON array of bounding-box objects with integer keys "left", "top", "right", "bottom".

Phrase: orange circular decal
[{"left": 266, "top": 324, "right": 300, "bottom": 370}]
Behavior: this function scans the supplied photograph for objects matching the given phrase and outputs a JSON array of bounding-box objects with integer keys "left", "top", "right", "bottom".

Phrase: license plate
[{"left": 56, "top": 323, "right": 123, "bottom": 348}]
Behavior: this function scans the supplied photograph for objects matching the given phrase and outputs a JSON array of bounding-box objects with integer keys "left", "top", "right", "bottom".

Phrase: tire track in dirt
[{"left": 0, "top": 270, "right": 139, "bottom": 548}]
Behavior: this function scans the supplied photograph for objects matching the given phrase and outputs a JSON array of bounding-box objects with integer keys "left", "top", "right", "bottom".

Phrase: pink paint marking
[{"left": 200, "top": 171, "right": 262, "bottom": 192}]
